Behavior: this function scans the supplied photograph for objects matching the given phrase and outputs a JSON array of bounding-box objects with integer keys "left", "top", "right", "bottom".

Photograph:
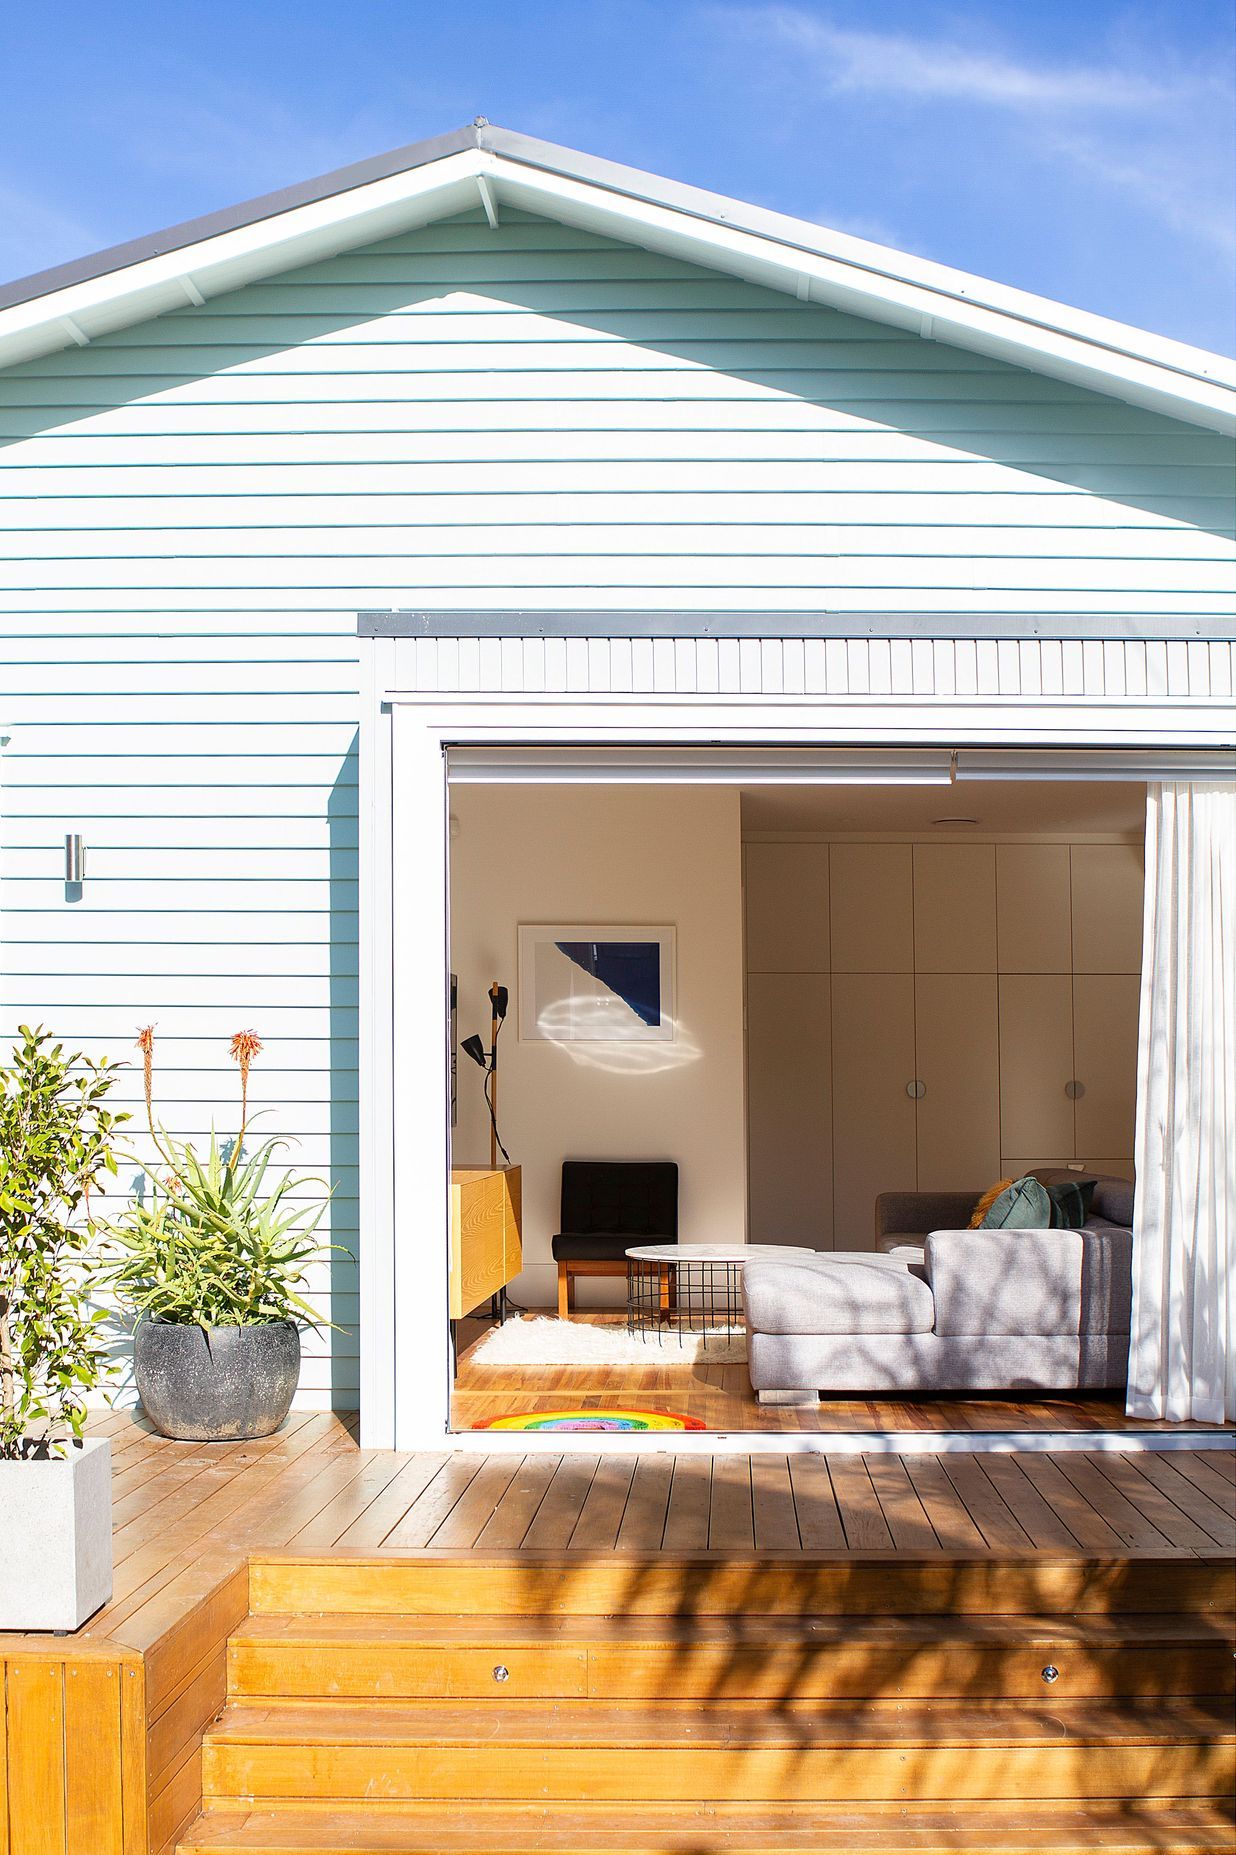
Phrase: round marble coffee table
[{"left": 625, "top": 1242, "right": 817, "bottom": 1345}]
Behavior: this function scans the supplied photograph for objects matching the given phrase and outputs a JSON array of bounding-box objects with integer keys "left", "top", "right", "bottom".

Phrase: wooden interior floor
[{"left": 452, "top": 1309, "right": 1234, "bottom": 1435}]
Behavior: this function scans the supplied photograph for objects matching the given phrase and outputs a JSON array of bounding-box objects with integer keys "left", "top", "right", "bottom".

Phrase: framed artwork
[{"left": 518, "top": 925, "right": 676, "bottom": 1043}]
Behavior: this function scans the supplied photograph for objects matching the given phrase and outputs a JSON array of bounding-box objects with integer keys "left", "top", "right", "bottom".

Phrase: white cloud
[
  {"left": 1052, "top": 128, "right": 1236, "bottom": 258},
  {"left": 714, "top": 5, "right": 1213, "bottom": 111},
  {"left": 710, "top": 4, "right": 1236, "bottom": 260},
  {"left": 726, "top": 6, "right": 1178, "bottom": 110}
]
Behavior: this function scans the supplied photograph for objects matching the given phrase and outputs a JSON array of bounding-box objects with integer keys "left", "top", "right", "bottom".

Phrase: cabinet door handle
[
  {"left": 1065, "top": 1079, "right": 1085, "bottom": 1100},
  {"left": 906, "top": 1080, "right": 926, "bottom": 1100}
]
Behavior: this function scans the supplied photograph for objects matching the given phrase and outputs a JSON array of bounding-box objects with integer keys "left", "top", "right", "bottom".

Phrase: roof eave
[{"left": 0, "top": 121, "right": 1232, "bottom": 434}]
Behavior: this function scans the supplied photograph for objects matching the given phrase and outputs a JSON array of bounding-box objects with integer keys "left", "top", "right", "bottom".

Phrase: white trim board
[
  {"left": 445, "top": 1429, "right": 1233, "bottom": 1457},
  {"left": 358, "top": 684, "right": 1234, "bottom": 1449},
  {"left": 433, "top": 713, "right": 1236, "bottom": 759}
]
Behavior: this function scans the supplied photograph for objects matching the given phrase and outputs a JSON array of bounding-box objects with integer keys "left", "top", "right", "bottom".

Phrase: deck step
[
  {"left": 227, "top": 1610, "right": 1236, "bottom": 1702},
  {"left": 178, "top": 1801, "right": 1236, "bottom": 1854},
  {"left": 247, "top": 1552, "right": 1236, "bottom": 1619},
  {"left": 202, "top": 1697, "right": 1235, "bottom": 1805}
]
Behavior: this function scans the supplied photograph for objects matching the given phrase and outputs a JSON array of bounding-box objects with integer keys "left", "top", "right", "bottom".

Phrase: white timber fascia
[
  {"left": 0, "top": 151, "right": 485, "bottom": 370},
  {"left": 0, "top": 133, "right": 1232, "bottom": 434},
  {"left": 489, "top": 160, "right": 1236, "bottom": 434}
]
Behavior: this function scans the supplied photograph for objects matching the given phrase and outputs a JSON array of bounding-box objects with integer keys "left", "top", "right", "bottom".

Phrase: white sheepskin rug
[{"left": 467, "top": 1315, "right": 747, "bottom": 1367}]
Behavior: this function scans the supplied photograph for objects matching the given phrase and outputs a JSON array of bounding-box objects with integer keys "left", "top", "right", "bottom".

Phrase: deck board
[
  {"left": 971, "top": 1454, "right": 1083, "bottom": 1553},
  {"left": 750, "top": 1455, "right": 802, "bottom": 1552},
  {"left": 710, "top": 1456, "right": 757, "bottom": 1551},
  {"left": 614, "top": 1455, "right": 675, "bottom": 1551},
  {"left": 661, "top": 1455, "right": 713, "bottom": 1551},
  {"left": 900, "top": 1456, "right": 990, "bottom": 1551},
  {"left": 830, "top": 1456, "right": 898, "bottom": 1551},
  {"left": 1121, "top": 1453, "right": 1236, "bottom": 1547},
  {"left": 863, "top": 1456, "right": 939, "bottom": 1552},
  {"left": 785, "top": 1455, "right": 847, "bottom": 1550},
  {"left": 473, "top": 1455, "right": 560, "bottom": 1550},
  {"left": 522, "top": 1455, "right": 602, "bottom": 1549},
  {"left": 569, "top": 1457, "right": 639, "bottom": 1552}
]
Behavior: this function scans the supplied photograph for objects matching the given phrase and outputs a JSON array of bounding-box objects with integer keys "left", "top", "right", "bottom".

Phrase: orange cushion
[{"left": 969, "top": 1179, "right": 1015, "bottom": 1229}]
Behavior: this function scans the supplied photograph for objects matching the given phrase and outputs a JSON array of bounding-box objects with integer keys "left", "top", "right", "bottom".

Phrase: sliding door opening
[
  {"left": 358, "top": 700, "right": 1232, "bottom": 1452},
  {"left": 445, "top": 769, "right": 1173, "bottom": 1441}
]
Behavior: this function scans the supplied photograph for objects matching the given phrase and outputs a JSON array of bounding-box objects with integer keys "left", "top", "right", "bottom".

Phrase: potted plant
[
  {"left": 96, "top": 1027, "right": 337, "bottom": 1441},
  {"left": 0, "top": 1025, "right": 127, "bottom": 1630}
]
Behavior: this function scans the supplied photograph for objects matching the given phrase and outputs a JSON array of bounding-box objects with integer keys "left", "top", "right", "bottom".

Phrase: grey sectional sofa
[
  {"left": 742, "top": 1186, "right": 1134, "bottom": 1399},
  {"left": 874, "top": 1170, "right": 1135, "bottom": 1254}
]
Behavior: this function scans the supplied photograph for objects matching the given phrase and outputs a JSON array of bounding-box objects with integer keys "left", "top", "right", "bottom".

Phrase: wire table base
[
  {"left": 625, "top": 1243, "right": 819, "bottom": 1350},
  {"left": 626, "top": 1255, "right": 746, "bottom": 1348}
]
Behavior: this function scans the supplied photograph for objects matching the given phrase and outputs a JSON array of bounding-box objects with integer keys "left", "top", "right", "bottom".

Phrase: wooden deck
[
  {"left": 0, "top": 1413, "right": 1231, "bottom": 1854},
  {"left": 59, "top": 1411, "right": 1236, "bottom": 1575},
  {"left": 451, "top": 1311, "right": 1236, "bottom": 1435}
]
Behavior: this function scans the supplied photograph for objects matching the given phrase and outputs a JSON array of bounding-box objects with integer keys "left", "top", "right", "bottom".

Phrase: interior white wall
[{"left": 448, "top": 784, "right": 746, "bottom": 1308}]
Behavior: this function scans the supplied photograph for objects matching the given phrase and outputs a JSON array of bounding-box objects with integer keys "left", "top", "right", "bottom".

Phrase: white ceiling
[{"left": 740, "top": 780, "right": 1147, "bottom": 837}]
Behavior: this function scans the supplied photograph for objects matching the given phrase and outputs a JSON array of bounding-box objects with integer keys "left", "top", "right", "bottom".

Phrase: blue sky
[{"left": 4, "top": 0, "right": 1234, "bottom": 353}]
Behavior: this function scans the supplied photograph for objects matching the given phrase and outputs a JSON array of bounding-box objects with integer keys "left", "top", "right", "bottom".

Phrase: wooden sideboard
[{"left": 449, "top": 1164, "right": 522, "bottom": 1320}]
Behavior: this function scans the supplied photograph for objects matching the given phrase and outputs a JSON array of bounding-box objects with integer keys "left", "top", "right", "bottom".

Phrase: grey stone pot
[{"left": 134, "top": 1318, "right": 301, "bottom": 1440}]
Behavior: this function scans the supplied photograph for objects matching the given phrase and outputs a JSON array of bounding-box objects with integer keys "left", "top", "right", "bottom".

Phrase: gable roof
[{"left": 1, "top": 119, "right": 1233, "bottom": 433}]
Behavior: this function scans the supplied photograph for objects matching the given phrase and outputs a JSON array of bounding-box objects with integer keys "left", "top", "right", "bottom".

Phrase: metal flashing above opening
[{"left": 358, "top": 610, "right": 1236, "bottom": 643}]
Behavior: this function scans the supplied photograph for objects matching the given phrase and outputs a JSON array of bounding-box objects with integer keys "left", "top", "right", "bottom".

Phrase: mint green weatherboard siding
[{"left": 1, "top": 209, "right": 1233, "bottom": 1407}]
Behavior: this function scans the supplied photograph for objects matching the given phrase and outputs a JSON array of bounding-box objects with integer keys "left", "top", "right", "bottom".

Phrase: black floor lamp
[{"left": 462, "top": 981, "right": 512, "bottom": 1168}]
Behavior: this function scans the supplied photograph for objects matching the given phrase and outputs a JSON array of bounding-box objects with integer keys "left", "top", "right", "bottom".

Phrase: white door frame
[{"left": 358, "top": 677, "right": 1234, "bottom": 1450}]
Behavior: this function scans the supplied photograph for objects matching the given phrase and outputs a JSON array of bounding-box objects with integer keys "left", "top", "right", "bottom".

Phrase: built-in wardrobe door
[
  {"left": 1072, "top": 844, "right": 1145, "bottom": 974},
  {"left": 1073, "top": 974, "right": 1140, "bottom": 1158},
  {"left": 830, "top": 845, "right": 913, "bottom": 973},
  {"left": 744, "top": 844, "right": 832, "bottom": 1246},
  {"left": 999, "top": 974, "right": 1075, "bottom": 1164},
  {"left": 996, "top": 845, "right": 1072, "bottom": 973},
  {"left": 915, "top": 975, "right": 1001, "bottom": 1190},
  {"left": 745, "top": 843, "right": 830, "bottom": 971},
  {"left": 831, "top": 972, "right": 917, "bottom": 1246},
  {"left": 746, "top": 973, "right": 833, "bottom": 1248},
  {"left": 913, "top": 845, "right": 997, "bottom": 973}
]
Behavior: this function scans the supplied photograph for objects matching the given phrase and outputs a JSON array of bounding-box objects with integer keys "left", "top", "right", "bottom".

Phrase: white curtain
[{"left": 1127, "top": 781, "right": 1236, "bottom": 1423}]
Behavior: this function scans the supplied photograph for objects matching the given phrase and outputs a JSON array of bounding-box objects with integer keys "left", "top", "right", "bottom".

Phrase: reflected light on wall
[{"left": 533, "top": 997, "right": 702, "bottom": 1074}]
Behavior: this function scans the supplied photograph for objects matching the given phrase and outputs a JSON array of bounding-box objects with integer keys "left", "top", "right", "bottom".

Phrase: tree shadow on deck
[{"left": 458, "top": 1512, "right": 1233, "bottom": 1840}]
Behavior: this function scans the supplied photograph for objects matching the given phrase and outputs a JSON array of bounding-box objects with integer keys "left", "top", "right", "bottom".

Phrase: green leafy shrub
[
  {"left": 0, "top": 1026, "right": 128, "bottom": 1460},
  {"left": 95, "top": 1027, "right": 339, "bottom": 1330}
]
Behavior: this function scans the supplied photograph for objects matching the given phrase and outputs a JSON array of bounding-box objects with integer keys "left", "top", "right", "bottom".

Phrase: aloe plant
[
  {"left": 94, "top": 1028, "right": 341, "bottom": 1330},
  {"left": 96, "top": 1129, "right": 337, "bottom": 1327}
]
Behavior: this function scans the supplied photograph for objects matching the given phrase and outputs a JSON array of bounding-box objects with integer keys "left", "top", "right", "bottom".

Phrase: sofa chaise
[{"left": 742, "top": 1213, "right": 1133, "bottom": 1401}]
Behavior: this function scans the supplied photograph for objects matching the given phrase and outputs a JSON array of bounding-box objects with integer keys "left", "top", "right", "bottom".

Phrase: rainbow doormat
[{"left": 474, "top": 1407, "right": 705, "bottom": 1432}]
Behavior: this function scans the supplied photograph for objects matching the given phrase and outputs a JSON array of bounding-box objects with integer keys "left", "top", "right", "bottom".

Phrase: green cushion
[
  {"left": 979, "top": 1175, "right": 1053, "bottom": 1230},
  {"left": 1045, "top": 1178, "right": 1098, "bottom": 1229}
]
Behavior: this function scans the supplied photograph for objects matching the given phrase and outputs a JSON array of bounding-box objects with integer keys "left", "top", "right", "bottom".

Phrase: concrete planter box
[{"left": 0, "top": 1435, "right": 113, "bottom": 1631}]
